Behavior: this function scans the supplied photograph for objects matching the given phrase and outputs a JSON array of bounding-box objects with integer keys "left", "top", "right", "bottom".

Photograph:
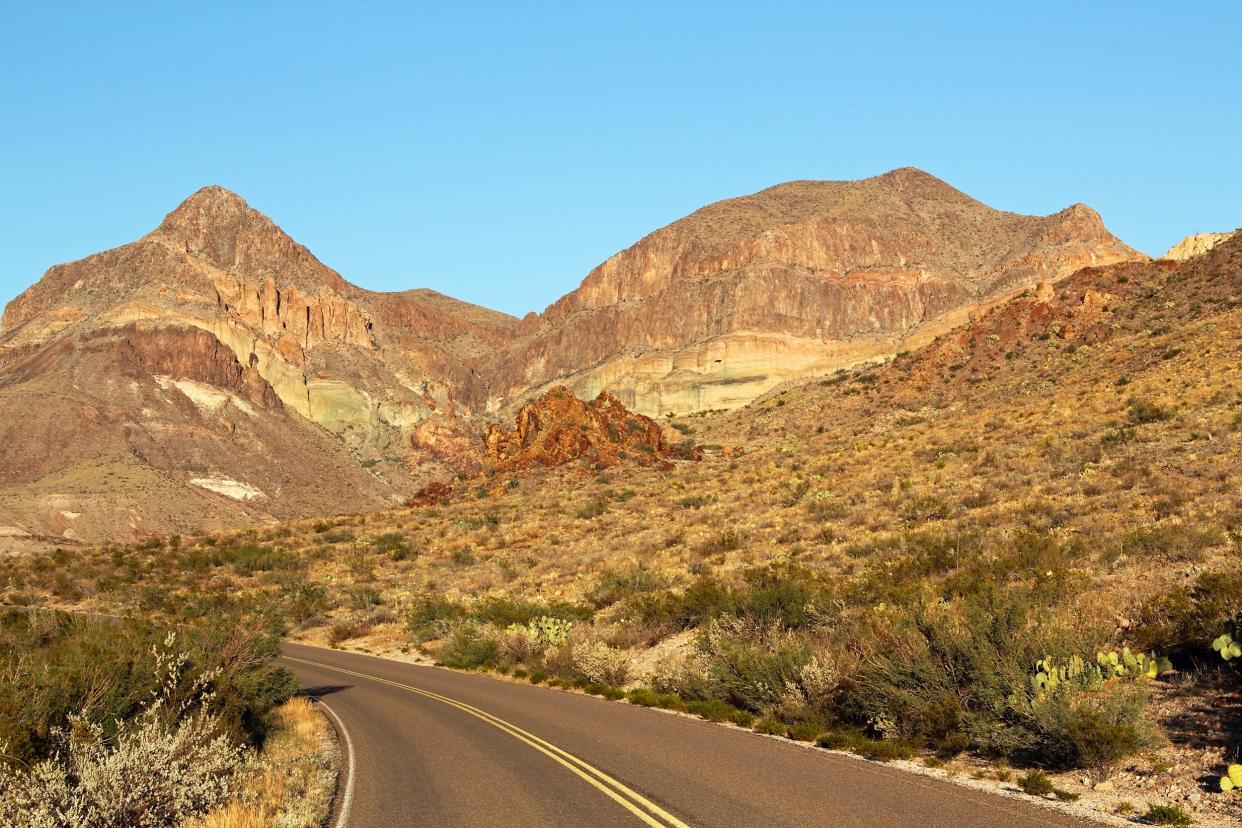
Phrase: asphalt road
[{"left": 281, "top": 643, "right": 1099, "bottom": 828}]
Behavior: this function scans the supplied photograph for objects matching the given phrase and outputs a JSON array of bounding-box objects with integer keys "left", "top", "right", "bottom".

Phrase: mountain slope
[
  {"left": 486, "top": 168, "right": 1143, "bottom": 415},
  {"left": 0, "top": 187, "right": 518, "bottom": 544},
  {"left": 0, "top": 171, "right": 1145, "bottom": 543}
]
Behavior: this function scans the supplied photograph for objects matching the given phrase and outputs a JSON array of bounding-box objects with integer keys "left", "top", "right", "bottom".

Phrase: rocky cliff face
[
  {"left": 486, "top": 169, "right": 1143, "bottom": 416},
  {"left": 1163, "top": 231, "right": 1237, "bottom": 261}
]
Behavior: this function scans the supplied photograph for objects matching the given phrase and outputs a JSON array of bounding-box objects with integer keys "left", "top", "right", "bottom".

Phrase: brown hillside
[
  {"left": 488, "top": 168, "right": 1142, "bottom": 415},
  {"left": 0, "top": 172, "right": 1144, "bottom": 543}
]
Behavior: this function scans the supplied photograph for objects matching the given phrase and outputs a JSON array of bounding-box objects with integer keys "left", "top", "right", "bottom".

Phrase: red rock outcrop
[{"left": 483, "top": 386, "right": 668, "bottom": 468}]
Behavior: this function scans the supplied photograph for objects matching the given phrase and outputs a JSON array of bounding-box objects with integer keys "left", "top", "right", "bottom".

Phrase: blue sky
[{"left": 2, "top": 2, "right": 1239, "bottom": 318}]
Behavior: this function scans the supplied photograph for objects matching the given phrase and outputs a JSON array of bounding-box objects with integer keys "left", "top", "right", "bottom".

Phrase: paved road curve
[{"left": 281, "top": 643, "right": 1099, "bottom": 828}]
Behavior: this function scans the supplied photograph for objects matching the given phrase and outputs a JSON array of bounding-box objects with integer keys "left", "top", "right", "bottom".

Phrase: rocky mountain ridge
[
  {"left": 0, "top": 170, "right": 1149, "bottom": 544},
  {"left": 485, "top": 168, "right": 1142, "bottom": 415}
]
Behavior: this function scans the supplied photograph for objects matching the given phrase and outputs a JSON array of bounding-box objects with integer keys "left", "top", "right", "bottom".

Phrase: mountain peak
[
  {"left": 147, "top": 186, "right": 350, "bottom": 294},
  {"left": 156, "top": 185, "right": 259, "bottom": 238},
  {"left": 172, "top": 184, "right": 250, "bottom": 211}
]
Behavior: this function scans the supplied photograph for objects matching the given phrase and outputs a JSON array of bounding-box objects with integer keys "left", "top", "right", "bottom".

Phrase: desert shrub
[
  {"left": 684, "top": 699, "right": 754, "bottom": 726},
  {"left": 345, "top": 586, "right": 383, "bottom": 610},
  {"left": 1121, "top": 524, "right": 1216, "bottom": 563},
  {"left": 587, "top": 570, "right": 671, "bottom": 609},
  {"left": 0, "top": 612, "right": 294, "bottom": 769},
  {"left": 437, "top": 623, "right": 501, "bottom": 670},
  {"left": 472, "top": 597, "right": 587, "bottom": 628},
  {"left": 816, "top": 731, "right": 915, "bottom": 762},
  {"left": 576, "top": 498, "right": 608, "bottom": 519},
  {"left": 628, "top": 567, "right": 826, "bottom": 632},
  {"left": 1017, "top": 769, "right": 1054, "bottom": 796},
  {"left": 1130, "top": 570, "right": 1242, "bottom": 662},
  {"left": 279, "top": 581, "right": 331, "bottom": 627},
  {"left": 700, "top": 530, "right": 740, "bottom": 554},
  {"left": 581, "top": 683, "right": 626, "bottom": 700},
  {"left": 228, "top": 544, "right": 299, "bottom": 575},
  {"left": 628, "top": 576, "right": 733, "bottom": 631},
  {"left": 372, "top": 532, "right": 413, "bottom": 560},
  {"left": 405, "top": 596, "right": 465, "bottom": 642},
  {"left": 784, "top": 721, "right": 822, "bottom": 741},
  {"left": 732, "top": 567, "right": 823, "bottom": 629},
  {"left": 1017, "top": 683, "right": 1158, "bottom": 774},
  {"left": 1126, "top": 397, "right": 1172, "bottom": 425},
  {"left": 0, "top": 628, "right": 286, "bottom": 826},
  {"left": 1143, "top": 804, "right": 1194, "bottom": 825},
  {"left": 697, "top": 618, "right": 812, "bottom": 714},
  {"left": 625, "top": 687, "right": 685, "bottom": 710},
  {"left": 498, "top": 622, "right": 542, "bottom": 664},
  {"left": 843, "top": 584, "right": 1110, "bottom": 761},
  {"left": 570, "top": 640, "right": 631, "bottom": 686},
  {"left": 327, "top": 619, "right": 371, "bottom": 646},
  {"left": 752, "top": 717, "right": 787, "bottom": 736},
  {"left": 0, "top": 701, "right": 242, "bottom": 827}
]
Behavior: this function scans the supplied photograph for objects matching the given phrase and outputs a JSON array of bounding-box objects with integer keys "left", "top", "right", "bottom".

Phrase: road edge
[
  {"left": 312, "top": 695, "right": 356, "bottom": 828},
  {"left": 284, "top": 640, "right": 1122, "bottom": 827}
]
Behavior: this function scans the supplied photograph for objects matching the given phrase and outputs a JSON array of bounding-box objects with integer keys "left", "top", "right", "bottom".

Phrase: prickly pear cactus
[
  {"left": 1220, "top": 764, "right": 1242, "bottom": 792},
  {"left": 1031, "top": 647, "right": 1167, "bottom": 700},
  {"left": 1213, "top": 632, "right": 1241, "bottom": 661}
]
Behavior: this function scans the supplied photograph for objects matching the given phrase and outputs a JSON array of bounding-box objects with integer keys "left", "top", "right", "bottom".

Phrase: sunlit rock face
[
  {"left": 1163, "top": 231, "right": 1237, "bottom": 262},
  {"left": 485, "top": 168, "right": 1142, "bottom": 416}
]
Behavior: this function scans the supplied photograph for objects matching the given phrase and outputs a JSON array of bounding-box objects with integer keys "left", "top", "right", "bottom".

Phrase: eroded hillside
[{"left": 0, "top": 170, "right": 1147, "bottom": 544}]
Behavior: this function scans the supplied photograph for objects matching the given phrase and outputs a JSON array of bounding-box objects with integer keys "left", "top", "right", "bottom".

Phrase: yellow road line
[{"left": 284, "top": 655, "right": 691, "bottom": 828}]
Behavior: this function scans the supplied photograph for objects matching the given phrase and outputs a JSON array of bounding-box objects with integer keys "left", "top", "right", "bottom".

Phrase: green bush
[
  {"left": 437, "top": 623, "right": 501, "bottom": 670},
  {"left": 846, "top": 585, "right": 1091, "bottom": 756},
  {"left": 625, "top": 687, "right": 685, "bottom": 710},
  {"left": 1017, "top": 769, "right": 1054, "bottom": 796},
  {"left": 1143, "top": 804, "right": 1194, "bottom": 825},
  {"left": 784, "top": 721, "right": 823, "bottom": 742},
  {"left": 699, "top": 621, "right": 811, "bottom": 713},
  {"left": 405, "top": 596, "right": 466, "bottom": 641},
  {"left": 752, "top": 717, "right": 787, "bottom": 736},
  {"left": 1060, "top": 686, "right": 1156, "bottom": 775},
  {"left": 0, "top": 610, "right": 294, "bottom": 769},
  {"left": 1126, "top": 397, "right": 1172, "bottom": 425},
  {"left": 582, "top": 683, "right": 626, "bottom": 700},
  {"left": 587, "top": 569, "right": 670, "bottom": 608},
  {"left": 628, "top": 567, "right": 826, "bottom": 633},
  {"left": 373, "top": 532, "right": 414, "bottom": 560},
  {"left": 685, "top": 699, "right": 754, "bottom": 726},
  {"left": 816, "top": 731, "right": 915, "bottom": 761},
  {"left": 1131, "top": 571, "right": 1242, "bottom": 662}
]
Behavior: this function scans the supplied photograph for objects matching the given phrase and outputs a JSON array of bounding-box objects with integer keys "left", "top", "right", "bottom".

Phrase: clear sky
[{"left": 2, "top": 2, "right": 1239, "bottom": 319}]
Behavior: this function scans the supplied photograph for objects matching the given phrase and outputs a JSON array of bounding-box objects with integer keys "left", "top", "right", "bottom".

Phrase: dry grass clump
[{"left": 187, "top": 696, "right": 335, "bottom": 828}]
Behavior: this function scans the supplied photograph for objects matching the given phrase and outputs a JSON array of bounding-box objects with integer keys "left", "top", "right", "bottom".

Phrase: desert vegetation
[
  {"left": 3, "top": 240, "right": 1241, "bottom": 822},
  {"left": 0, "top": 609, "right": 330, "bottom": 826}
]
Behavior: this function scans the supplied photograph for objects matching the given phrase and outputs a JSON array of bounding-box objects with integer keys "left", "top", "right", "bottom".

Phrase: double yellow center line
[{"left": 284, "top": 655, "right": 691, "bottom": 828}]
